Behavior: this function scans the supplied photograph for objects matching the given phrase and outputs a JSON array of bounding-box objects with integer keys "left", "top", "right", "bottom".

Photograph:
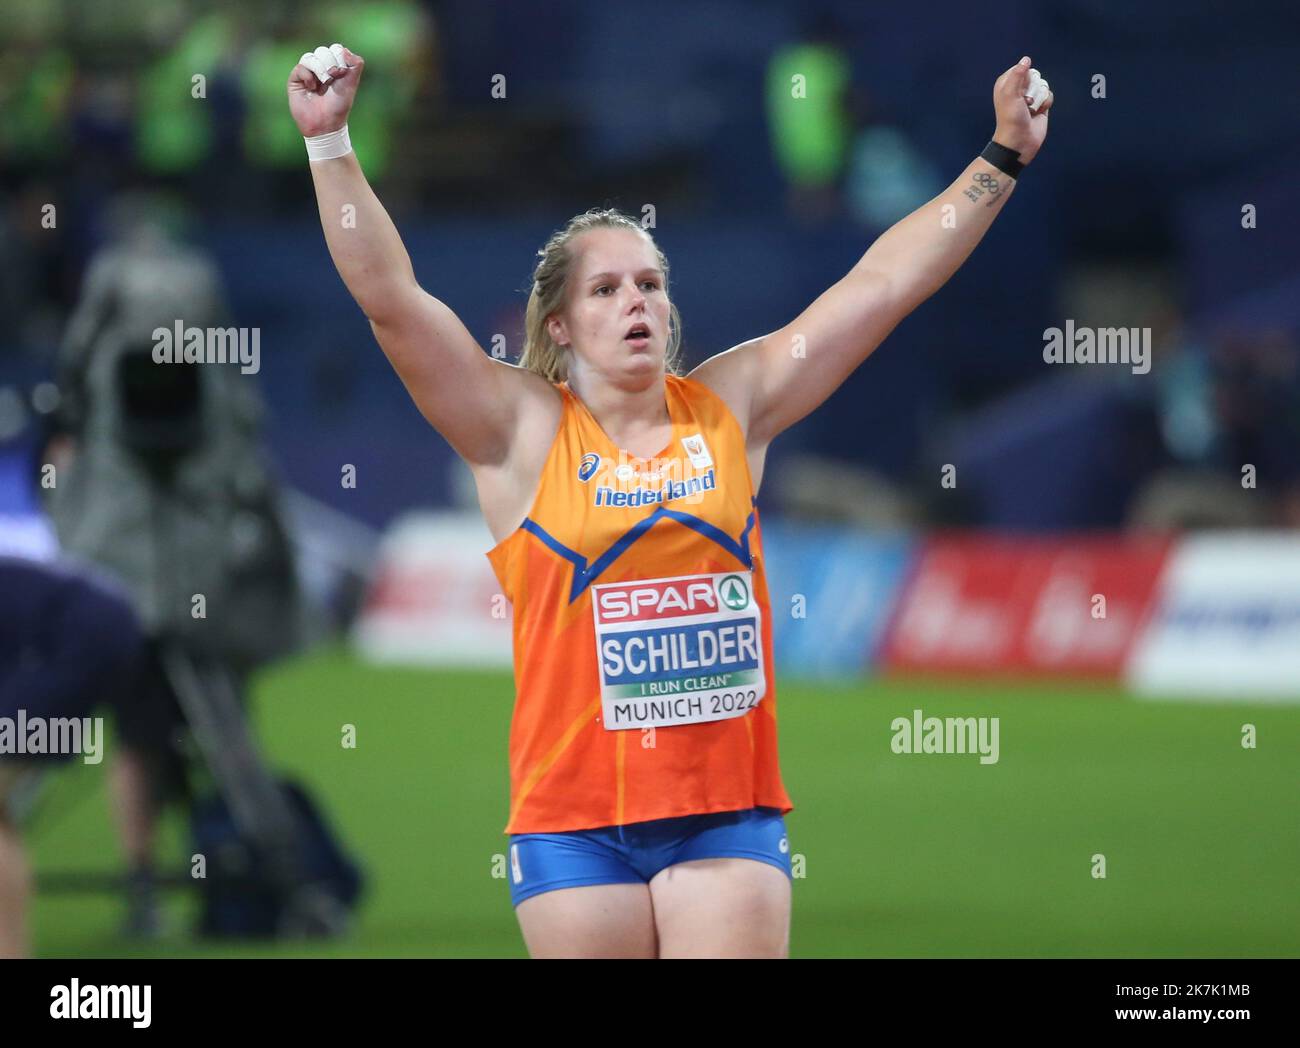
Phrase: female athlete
[{"left": 288, "top": 44, "right": 1052, "bottom": 958}]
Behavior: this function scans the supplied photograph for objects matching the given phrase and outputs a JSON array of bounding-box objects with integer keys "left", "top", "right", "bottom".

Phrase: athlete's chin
[{"left": 621, "top": 348, "right": 662, "bottom": 375}]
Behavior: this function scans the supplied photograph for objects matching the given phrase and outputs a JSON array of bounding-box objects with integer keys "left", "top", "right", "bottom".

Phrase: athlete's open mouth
[{"left": 624, "top": 322, "right": 650, "bottom": 340}]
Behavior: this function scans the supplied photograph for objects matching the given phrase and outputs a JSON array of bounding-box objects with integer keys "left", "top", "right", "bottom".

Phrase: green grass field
[{"left": 29, "top": 647, "right": 1300, "bottom": 957}]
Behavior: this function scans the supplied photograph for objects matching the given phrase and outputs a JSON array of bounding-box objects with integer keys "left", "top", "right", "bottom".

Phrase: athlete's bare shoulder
[
  {"left": 488, "top": 356, "right": 564, "bottom": 445},
  {"left": 686, "top": 340, "right": 760, "bottom": 443},
  {"left": 472, "top": 359, "right": 565, "bottom": 543}
]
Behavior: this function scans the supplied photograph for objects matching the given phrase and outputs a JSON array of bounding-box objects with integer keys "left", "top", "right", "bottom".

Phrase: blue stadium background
[{"left": 2, "top": 0, "right": 1297, "bottom": 529}]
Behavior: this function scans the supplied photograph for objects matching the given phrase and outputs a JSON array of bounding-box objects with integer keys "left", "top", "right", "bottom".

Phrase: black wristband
[{"left": 980, "top": 140, "right": 1024, "bottom": 179}]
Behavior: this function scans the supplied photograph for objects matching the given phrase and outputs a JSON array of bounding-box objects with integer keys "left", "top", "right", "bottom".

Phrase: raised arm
[
  {"left": 289, "top": 44, "right": 525, "bottom": 466},
  {"left": 692, "top": 57, "right": 1054, "bottom": 448}
]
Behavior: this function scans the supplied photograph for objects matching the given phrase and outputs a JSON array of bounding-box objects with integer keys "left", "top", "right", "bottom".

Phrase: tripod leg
[
  {"left": 159, "top": 647, "right": 302, "bottom": 886},
  {"left": 158, "top": 644, "right": 349, "bottom": 937}
]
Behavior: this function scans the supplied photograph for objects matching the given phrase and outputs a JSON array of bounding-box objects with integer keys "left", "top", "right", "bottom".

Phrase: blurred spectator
[
  {"left": 0, "top": 555, "right": 146, "bottom": 957},
  {"left": 1212, "top": 329, "right": 1300, "bottom": 525},
  {"left": 844, "top": 95, "right": 944, "bottom": 230},
  {"left": 1132, "top": 322, "right": 1300, "bottom": 528},
  {"left": 134, "top": 8, "right": 234, "bottom": 176},
  {"left": 0, "top": 42, "right": 74, "bottom": 169},
  {"left": 0, "top": 385, "right": 150, "bottom": 952},
  {"left": 764, "top": 11, "right": 853, "bottom": 223},
  {"left": 240, "top": 1, "right": 434, "bottom": 185},
  {"left": 321, "top": 0, "right": 438, "bottom": 178},
  {"left": 0, "top": 184, "right": 80, "bottom": 361}
]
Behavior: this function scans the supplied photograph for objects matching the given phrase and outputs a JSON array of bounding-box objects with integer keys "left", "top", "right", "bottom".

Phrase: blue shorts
[{"left": 507, "top": 806, "right": 792, "bottom": 907}]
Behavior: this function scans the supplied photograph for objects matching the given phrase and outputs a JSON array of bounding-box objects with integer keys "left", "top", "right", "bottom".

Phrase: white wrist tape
[
  {"left": 1025, "top": 68, "right": 1050, "bottom": 113},
  {"left": 305, "top": 124, "right": 352, "bottom": 162}
]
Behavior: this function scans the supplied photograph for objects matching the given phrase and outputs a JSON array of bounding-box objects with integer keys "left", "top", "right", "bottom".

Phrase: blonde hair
[{"left": 520, "top": 208, "right": 684, "bottom": 384}]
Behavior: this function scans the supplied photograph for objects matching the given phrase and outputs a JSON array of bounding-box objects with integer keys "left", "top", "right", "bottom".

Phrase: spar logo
[
  {"left": 718, "top": 574, "right": 749, "bottom": 612},
  {"left": 595, "top": 572, "right": 753, "bottom": 626},
  {"left": 578, "top": 452, "right": 602, "bottom": 483}
]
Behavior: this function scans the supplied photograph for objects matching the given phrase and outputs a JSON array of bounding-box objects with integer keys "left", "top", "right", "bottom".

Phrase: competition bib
[{"left": 592, "top": 571, "right": 767, "bottom": 730}]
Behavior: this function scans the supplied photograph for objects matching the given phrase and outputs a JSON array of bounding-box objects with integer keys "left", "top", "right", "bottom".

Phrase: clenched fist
[
  {"left": 991, "top": 56, "right": 1054, "bottom": 165},
  {"left": 288, "top": 43, "right": 365, "bottom": 138}
]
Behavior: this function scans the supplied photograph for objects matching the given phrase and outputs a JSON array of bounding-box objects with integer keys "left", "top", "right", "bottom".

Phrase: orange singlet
[{"left": 487, "top": 373, "right": 794, "bottom": 834}]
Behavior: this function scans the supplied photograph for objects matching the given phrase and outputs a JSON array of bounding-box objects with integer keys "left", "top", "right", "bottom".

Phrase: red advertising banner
[
  {"left": 352, "top": 512, "right": 512, "bottom": 667},
  {"left": 880, "top": 533, "right": 1172, "bottom": 677}
]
